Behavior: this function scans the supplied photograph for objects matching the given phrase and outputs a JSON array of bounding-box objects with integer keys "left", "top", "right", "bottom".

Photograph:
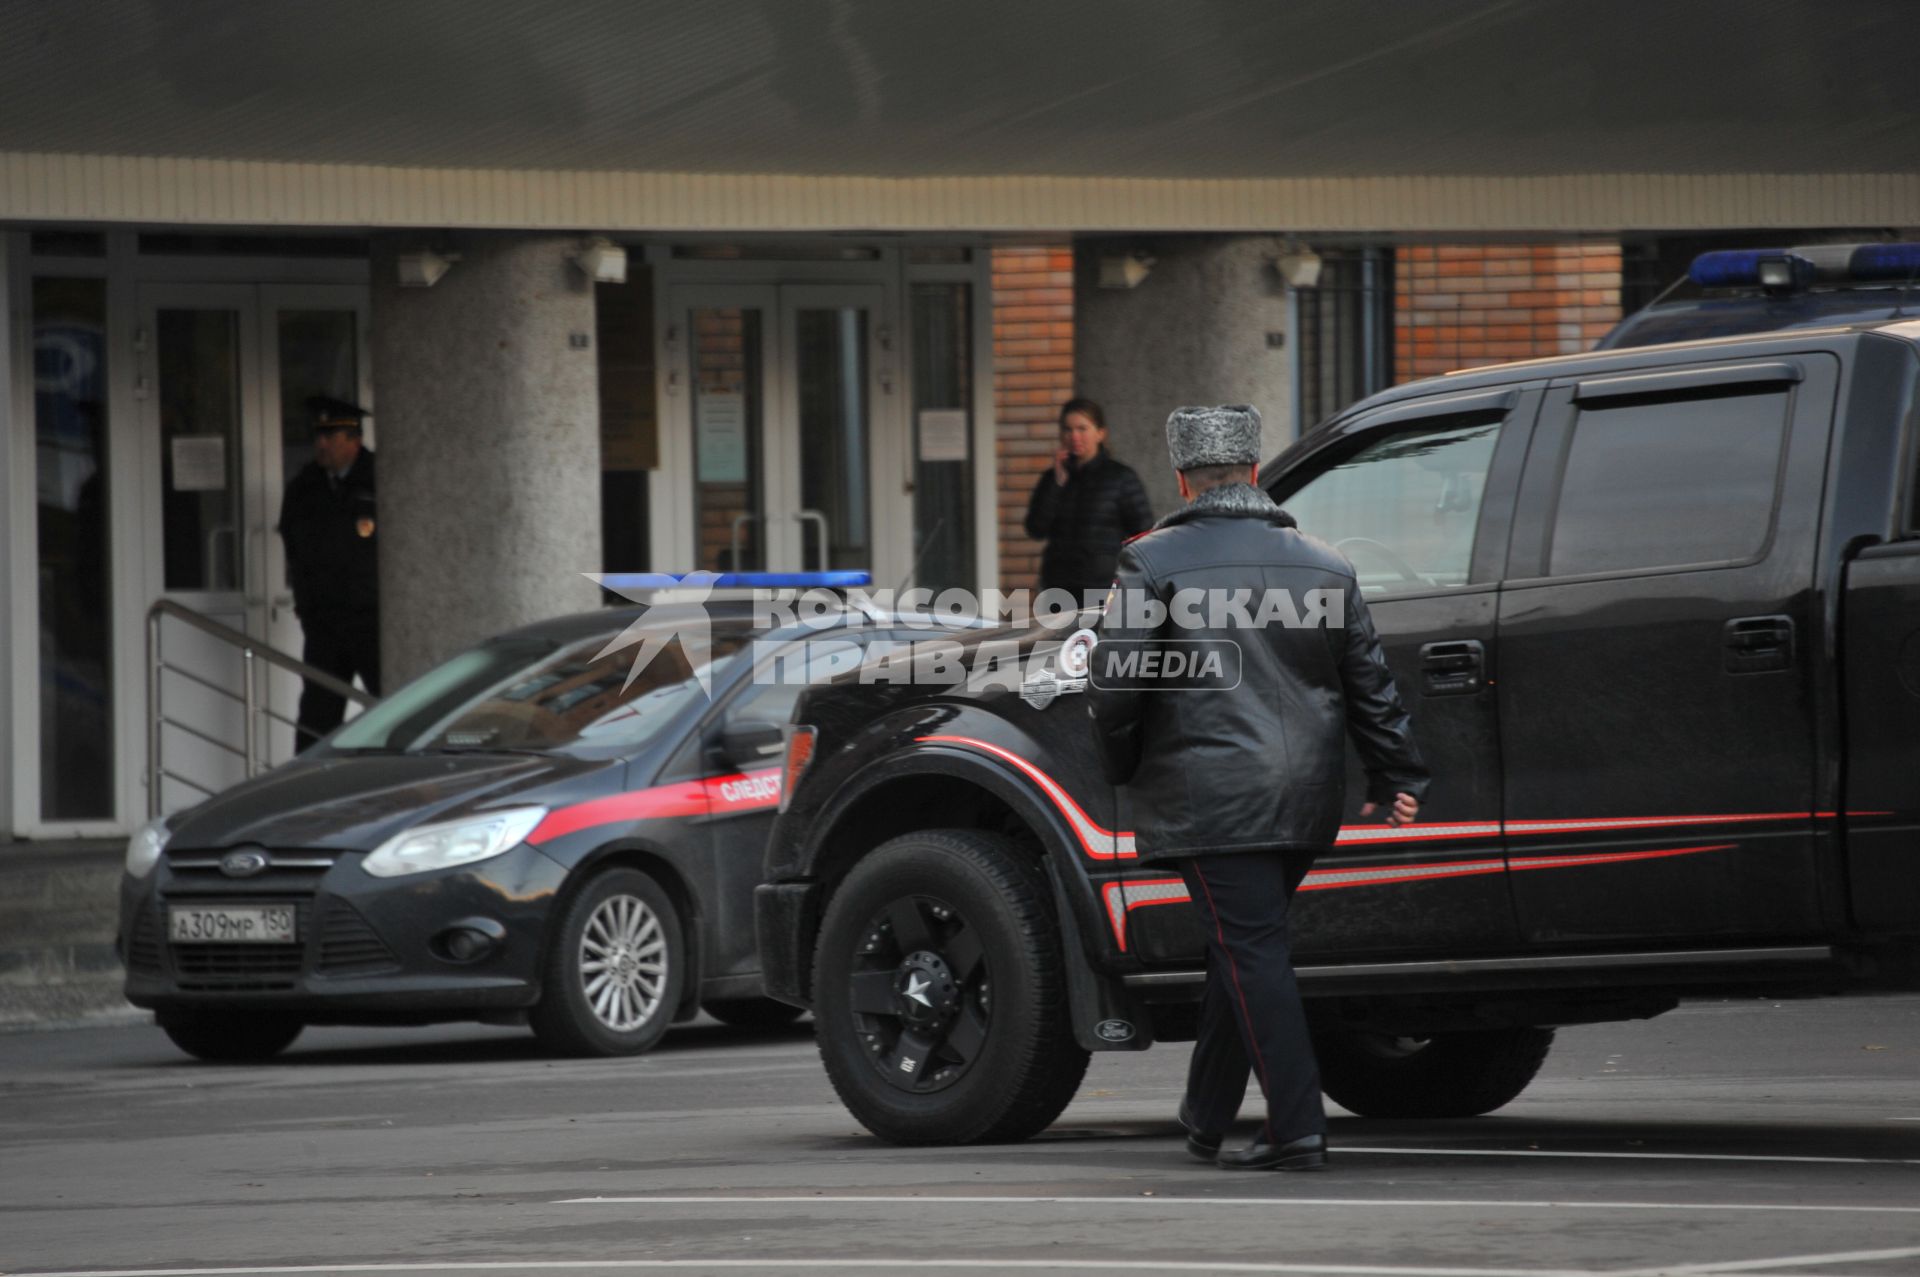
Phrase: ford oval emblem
[
  {"left": 1094, "top": 1018, "right": 1135, "bottom": 1043},
  {"left": 219, "top": 849, "right": 270, "bottom": 878}
]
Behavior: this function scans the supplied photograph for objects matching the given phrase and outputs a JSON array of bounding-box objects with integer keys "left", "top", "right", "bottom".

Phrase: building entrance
[
  {"left": 664, "top": 282, "right": 903, "bottom": 583},
  {"left": 137, "top": 282, "right": 369, "bottom": 811}
]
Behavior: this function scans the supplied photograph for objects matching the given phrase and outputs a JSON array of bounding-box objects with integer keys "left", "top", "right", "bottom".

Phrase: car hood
[{"left": 162, "top": 753, "right": 620, "bottom": 852}]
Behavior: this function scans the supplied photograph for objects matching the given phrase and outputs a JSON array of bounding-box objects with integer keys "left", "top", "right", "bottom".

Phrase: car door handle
[
  {"left": 1419, "top": 640, "right": 1484, "bottom": 696},
  {"left": 1725, "top": 615, "right": 1794, "bottom": 673}
]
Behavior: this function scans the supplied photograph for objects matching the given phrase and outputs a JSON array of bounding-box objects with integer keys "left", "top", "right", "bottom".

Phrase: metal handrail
[{"left": 146, "top": 599, "right": 379, "bottom": 817}]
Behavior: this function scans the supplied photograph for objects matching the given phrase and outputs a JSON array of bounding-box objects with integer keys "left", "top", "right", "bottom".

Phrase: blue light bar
[
  {"left": 1688, "top": 248, "right": 1796, "bottom": 288},
  {"left": 599, "top": 571, "right": 874, "bottom": 591},
  {"left": 1847, "top": 243, "right": 1920, "bottom": 282}
]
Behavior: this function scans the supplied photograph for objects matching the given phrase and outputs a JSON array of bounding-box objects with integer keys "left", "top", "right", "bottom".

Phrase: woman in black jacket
[{"left": 1023, "top": 398, "right": 1153, "bottom": 603}]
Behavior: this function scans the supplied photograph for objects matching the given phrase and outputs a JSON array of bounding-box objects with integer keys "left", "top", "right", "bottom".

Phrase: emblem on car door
[{"left": 219, "top": 848, "right": 270, "bottom": 878}]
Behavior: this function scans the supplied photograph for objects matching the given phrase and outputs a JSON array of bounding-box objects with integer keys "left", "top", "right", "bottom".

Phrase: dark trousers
[
  {"left": 1177, "top": 849, "right": 1324, "bottom": 1144},
  {"left": 296, "top": 614, "right": 381, "bottom": 752}
]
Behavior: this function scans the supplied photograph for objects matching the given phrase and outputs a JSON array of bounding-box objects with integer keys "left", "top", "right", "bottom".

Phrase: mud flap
[{"left": 1045, "top": 858, "right": 1153, "bottom": 1052}]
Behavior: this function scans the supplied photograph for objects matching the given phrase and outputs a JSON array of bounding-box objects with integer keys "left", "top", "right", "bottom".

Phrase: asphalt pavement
[{"left": 2, "top": 996, "right": 1918, "bottom": 1277}]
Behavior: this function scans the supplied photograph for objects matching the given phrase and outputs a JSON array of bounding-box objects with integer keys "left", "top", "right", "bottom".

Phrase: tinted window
[
  {"left": 1548, "top": 388, "right": 1787, "bottom": 576},
  {"left": 330, "top": 629, "right": 751, "bottom": 755},
  {"left": 1279, "top": 418, "right": 1501, "bottom": 596}
]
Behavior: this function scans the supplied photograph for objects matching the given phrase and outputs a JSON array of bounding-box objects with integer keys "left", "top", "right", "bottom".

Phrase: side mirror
[{"left": 718, "top": 721, "right": 785, "bottom": 769}]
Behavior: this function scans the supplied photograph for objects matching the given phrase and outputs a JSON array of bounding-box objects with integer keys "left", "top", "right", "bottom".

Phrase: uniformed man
[
  {"left": 277, "top": 395, "right": 380, "bottom": 750},
  {"left": 1086, "top": 404, "right": 1429, "bottom": 1171}
]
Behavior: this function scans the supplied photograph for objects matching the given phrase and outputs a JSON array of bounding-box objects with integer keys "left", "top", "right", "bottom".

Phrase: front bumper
[{"left": 119, "top": 842, "right": 569, "bottom": 1022}]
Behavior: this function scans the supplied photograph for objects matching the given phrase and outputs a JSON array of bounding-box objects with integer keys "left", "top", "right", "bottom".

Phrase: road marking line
[
  {"left": 555, "top": 1195, "right": 1920, "bottom": 1215},
  {"left": 1615, "top": 1243, "right": 1920, "bottom": 1274},
  {"left": 1336, "top": 1146, "right": 1919, "bottom": 1167},
  {"left": 5, "top": 1261, "right": 1604, "bottom": 1277}
]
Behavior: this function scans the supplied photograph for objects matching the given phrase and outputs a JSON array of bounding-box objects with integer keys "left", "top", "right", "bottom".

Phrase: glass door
[
  {"left": 257, "top": 285, "right": 371, "bottom": 764},
  {"left": 669, "top": 283, "right": 901, "bottom": 582},
  {"left": 138, "top": 283, "right": 370, "bottom": 808},
  {"left": 138, "top": 284, "right": 261, "bottom": 811}
]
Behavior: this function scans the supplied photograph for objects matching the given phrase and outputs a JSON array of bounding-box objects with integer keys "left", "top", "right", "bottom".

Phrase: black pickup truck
[{"left": 756, "top": 320, "right": 1920, "bottom": 1145}]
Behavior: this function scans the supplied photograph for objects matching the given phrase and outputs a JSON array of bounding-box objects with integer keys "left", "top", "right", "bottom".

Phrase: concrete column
[
  {"left": 371, "top": 233, "right": 602, "bottom": 684},
  {"left": 1074, "top": 236, "right": 1293, "bottom": 518}
]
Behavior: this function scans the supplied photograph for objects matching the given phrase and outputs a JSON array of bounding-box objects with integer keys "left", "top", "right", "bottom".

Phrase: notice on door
[
  {"left": 170, "top": 434, "right": 227, "bottom": 491},
  {"left": 917, "top": 409, "right": 970, "bottom": 463},
  {"left": 697, "top": 392, "right": 748, "bottom": 483}
]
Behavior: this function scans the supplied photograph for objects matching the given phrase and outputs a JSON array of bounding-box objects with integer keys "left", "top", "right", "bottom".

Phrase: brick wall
[
  {"left": 1395, "top": 243, "right": 1622, "bottom": 382},
  {"left": 991, "top": 245, "right": 1075, "bottom": 591}
]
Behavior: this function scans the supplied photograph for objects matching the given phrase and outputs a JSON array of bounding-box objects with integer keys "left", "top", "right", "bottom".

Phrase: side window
[
  {"left": 1279, "top": 417, "right": 1501, "bottom": 597},
  {"left": 724, "top": 633, "right": 870, "bottom": 730},
  {"left": 1548, "top": 387, "right": 1788, "bottom": 577}
]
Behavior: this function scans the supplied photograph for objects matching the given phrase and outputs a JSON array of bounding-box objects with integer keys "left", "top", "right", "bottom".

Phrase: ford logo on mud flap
[{"left": 1094, "top": 1018, "right": 1135, "bottom": 1043}]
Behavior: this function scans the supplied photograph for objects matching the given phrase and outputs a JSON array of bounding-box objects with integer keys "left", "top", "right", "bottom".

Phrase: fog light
[{"left": 433, "top": 917, "right": 506, "bottom": 964}]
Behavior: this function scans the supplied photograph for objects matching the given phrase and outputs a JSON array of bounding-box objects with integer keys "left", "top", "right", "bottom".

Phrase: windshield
[{"left": 328, "top": 629, "right": 751, "bottom": 755}]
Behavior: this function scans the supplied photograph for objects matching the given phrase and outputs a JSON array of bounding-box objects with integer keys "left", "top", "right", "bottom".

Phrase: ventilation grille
[
  {"left": 317, "top": 900, "right": 400, "bottom": 975},
  {"left": 126, "top": 908, "right": 164, "bottom": 975},
  {"left": 168, "top": 900, "right": 309, "bottom": 991}
]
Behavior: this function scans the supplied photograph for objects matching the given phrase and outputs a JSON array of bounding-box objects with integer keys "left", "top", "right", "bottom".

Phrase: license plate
[{"left": 168, "top": 904, "right": 297, "bottom": 945}]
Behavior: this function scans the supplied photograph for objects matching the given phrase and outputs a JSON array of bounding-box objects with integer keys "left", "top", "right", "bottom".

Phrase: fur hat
[{"left": 1165, "top": 404, "right": 1262, "bottom": 471}]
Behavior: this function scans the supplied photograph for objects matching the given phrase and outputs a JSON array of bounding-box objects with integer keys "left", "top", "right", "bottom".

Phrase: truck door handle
[
  {"left": 1419, "top": 640, "right": 1484, "bottom": 696},
  {"left": 1724, "top": 615, "right": 1794, "bottom": 673}
]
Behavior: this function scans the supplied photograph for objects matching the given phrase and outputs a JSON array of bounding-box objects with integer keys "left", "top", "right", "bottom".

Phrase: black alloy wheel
[
  {"left": 1310, "top": 1018, "right": 1556, "bottom": 1118},
  {"left": 813, "top": 829, "right": 1089, "bottom": 1145}
]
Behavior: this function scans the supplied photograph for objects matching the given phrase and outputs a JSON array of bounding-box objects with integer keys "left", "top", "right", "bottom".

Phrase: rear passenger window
[
  {"left": 1547, "top": 387, "right": 1788, "bottom": 576},
  {"left": 1279, "top": 418, "right": 1500, "bottom": 597}
]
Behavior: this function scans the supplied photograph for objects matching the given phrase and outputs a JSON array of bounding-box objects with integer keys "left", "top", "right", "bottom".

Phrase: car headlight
[
  {"left": 360, "top": 808, "right": 547, "bottom": 879},
  {"left": 125, "top": 816, "right": 172, "bottom": 879}
]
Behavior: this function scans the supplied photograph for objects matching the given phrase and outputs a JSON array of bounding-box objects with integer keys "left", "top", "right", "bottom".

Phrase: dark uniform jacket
[
  {"left": 1023, "top": 448, "right": 1153, "bottom": 599},
  {"left": 1086, "top": 481, "right": 1429, "bottom": 862},
  {"left": 277, "top": 449, "right": 378, "bottom": 622}
]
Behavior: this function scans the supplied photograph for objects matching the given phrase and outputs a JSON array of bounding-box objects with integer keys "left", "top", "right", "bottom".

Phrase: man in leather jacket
[{"left": 1086, "top": 404, "right": 1430, "bottom": 1171}]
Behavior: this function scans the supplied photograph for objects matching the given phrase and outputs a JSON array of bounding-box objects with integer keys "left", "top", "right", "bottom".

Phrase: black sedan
[{"left": 119, "top": 596, "right": 894, "bottom": 1061}]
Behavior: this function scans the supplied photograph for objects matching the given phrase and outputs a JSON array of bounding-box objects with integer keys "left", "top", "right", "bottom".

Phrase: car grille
[
  {"left": 317, "top": 899, "right": 400, "bottom": 975},
  {"left": 167, "top": 900, "right": 312, "bottom": 992}
]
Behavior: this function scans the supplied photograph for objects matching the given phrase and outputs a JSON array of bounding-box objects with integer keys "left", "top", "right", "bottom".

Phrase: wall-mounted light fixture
[
  {"left": 572, "top": 236, "right": 628, "bottom": 284},
  {"left": 1273, "top": 245, "right": 1324, "bottom": 289},
  {"left": 396, "top": 249, "right": 459, "bottom": 288},
  {"left": 1098, "top": 252, "right": 1156, "bottom": 290}
]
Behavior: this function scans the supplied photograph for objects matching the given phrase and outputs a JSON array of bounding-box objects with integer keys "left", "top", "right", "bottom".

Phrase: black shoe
[
  {"left": 1176, "top": 1099, "right": 1223, "bottom": 1162},
  {"left": 1217, "top": 1132, "right": 1328, "bottom": 1171}
]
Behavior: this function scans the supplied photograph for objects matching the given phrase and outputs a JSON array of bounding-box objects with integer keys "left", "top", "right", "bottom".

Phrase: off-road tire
[
  {"left": 530, "top": 868, "right": 685, "bottom": 1057},
  {"left": 813, "top": 829, "right": 1090, "bottom": 1144},
  {"left": 1312, "top": 1021, "right": 1555, "bottom": 1118},
  {"left": 703, "top": 997, "right": 806, "bottom": 1030},
  {"left": 158, "top": 1010, "right": 303, "bottom": 1062}
]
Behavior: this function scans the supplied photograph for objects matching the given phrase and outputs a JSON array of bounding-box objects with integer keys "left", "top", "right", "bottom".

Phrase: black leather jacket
[
  {"left": 1023, "top": 448, "right": 1153, "bottom": 600},
  {"left": 1086, "top": 482, "right": 1429, "bottom": 862}
]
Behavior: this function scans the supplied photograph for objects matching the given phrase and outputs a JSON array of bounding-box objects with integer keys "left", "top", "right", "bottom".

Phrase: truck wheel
[
  {"left": 158, "top": 1010, "right": 303, "bottom": 1062},
  {"left": 1312, "top": 1021, "right": 1555, "bottom": 1118},
  {"left": 703, "top": 997, "right": 805, "bottom": 1030},
  {"left": 531, "top": 868, "right": 684, "bottom": 1057},
  {"left": 813, "top": 829, "right": 1090, "bottom": 1145}
]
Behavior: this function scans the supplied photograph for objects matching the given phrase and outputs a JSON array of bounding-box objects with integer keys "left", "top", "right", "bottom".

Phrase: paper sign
[
  {"left": 170, "top": 434, "right": 227, "bottom": 491},
  {"left": 917, "top": 409, "right": 969, "bottom": 463},
  {"left": 697, "top": 392, "right": 748, "bottom": 483}
]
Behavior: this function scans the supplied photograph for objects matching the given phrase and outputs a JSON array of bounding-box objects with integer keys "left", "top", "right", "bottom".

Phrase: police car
[
  {"left": 119, "top": 574, "right": 922, "bottom": 1062},
  {"left": 1601, "top": 241, "right": 1920, "bottom": 348}
]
